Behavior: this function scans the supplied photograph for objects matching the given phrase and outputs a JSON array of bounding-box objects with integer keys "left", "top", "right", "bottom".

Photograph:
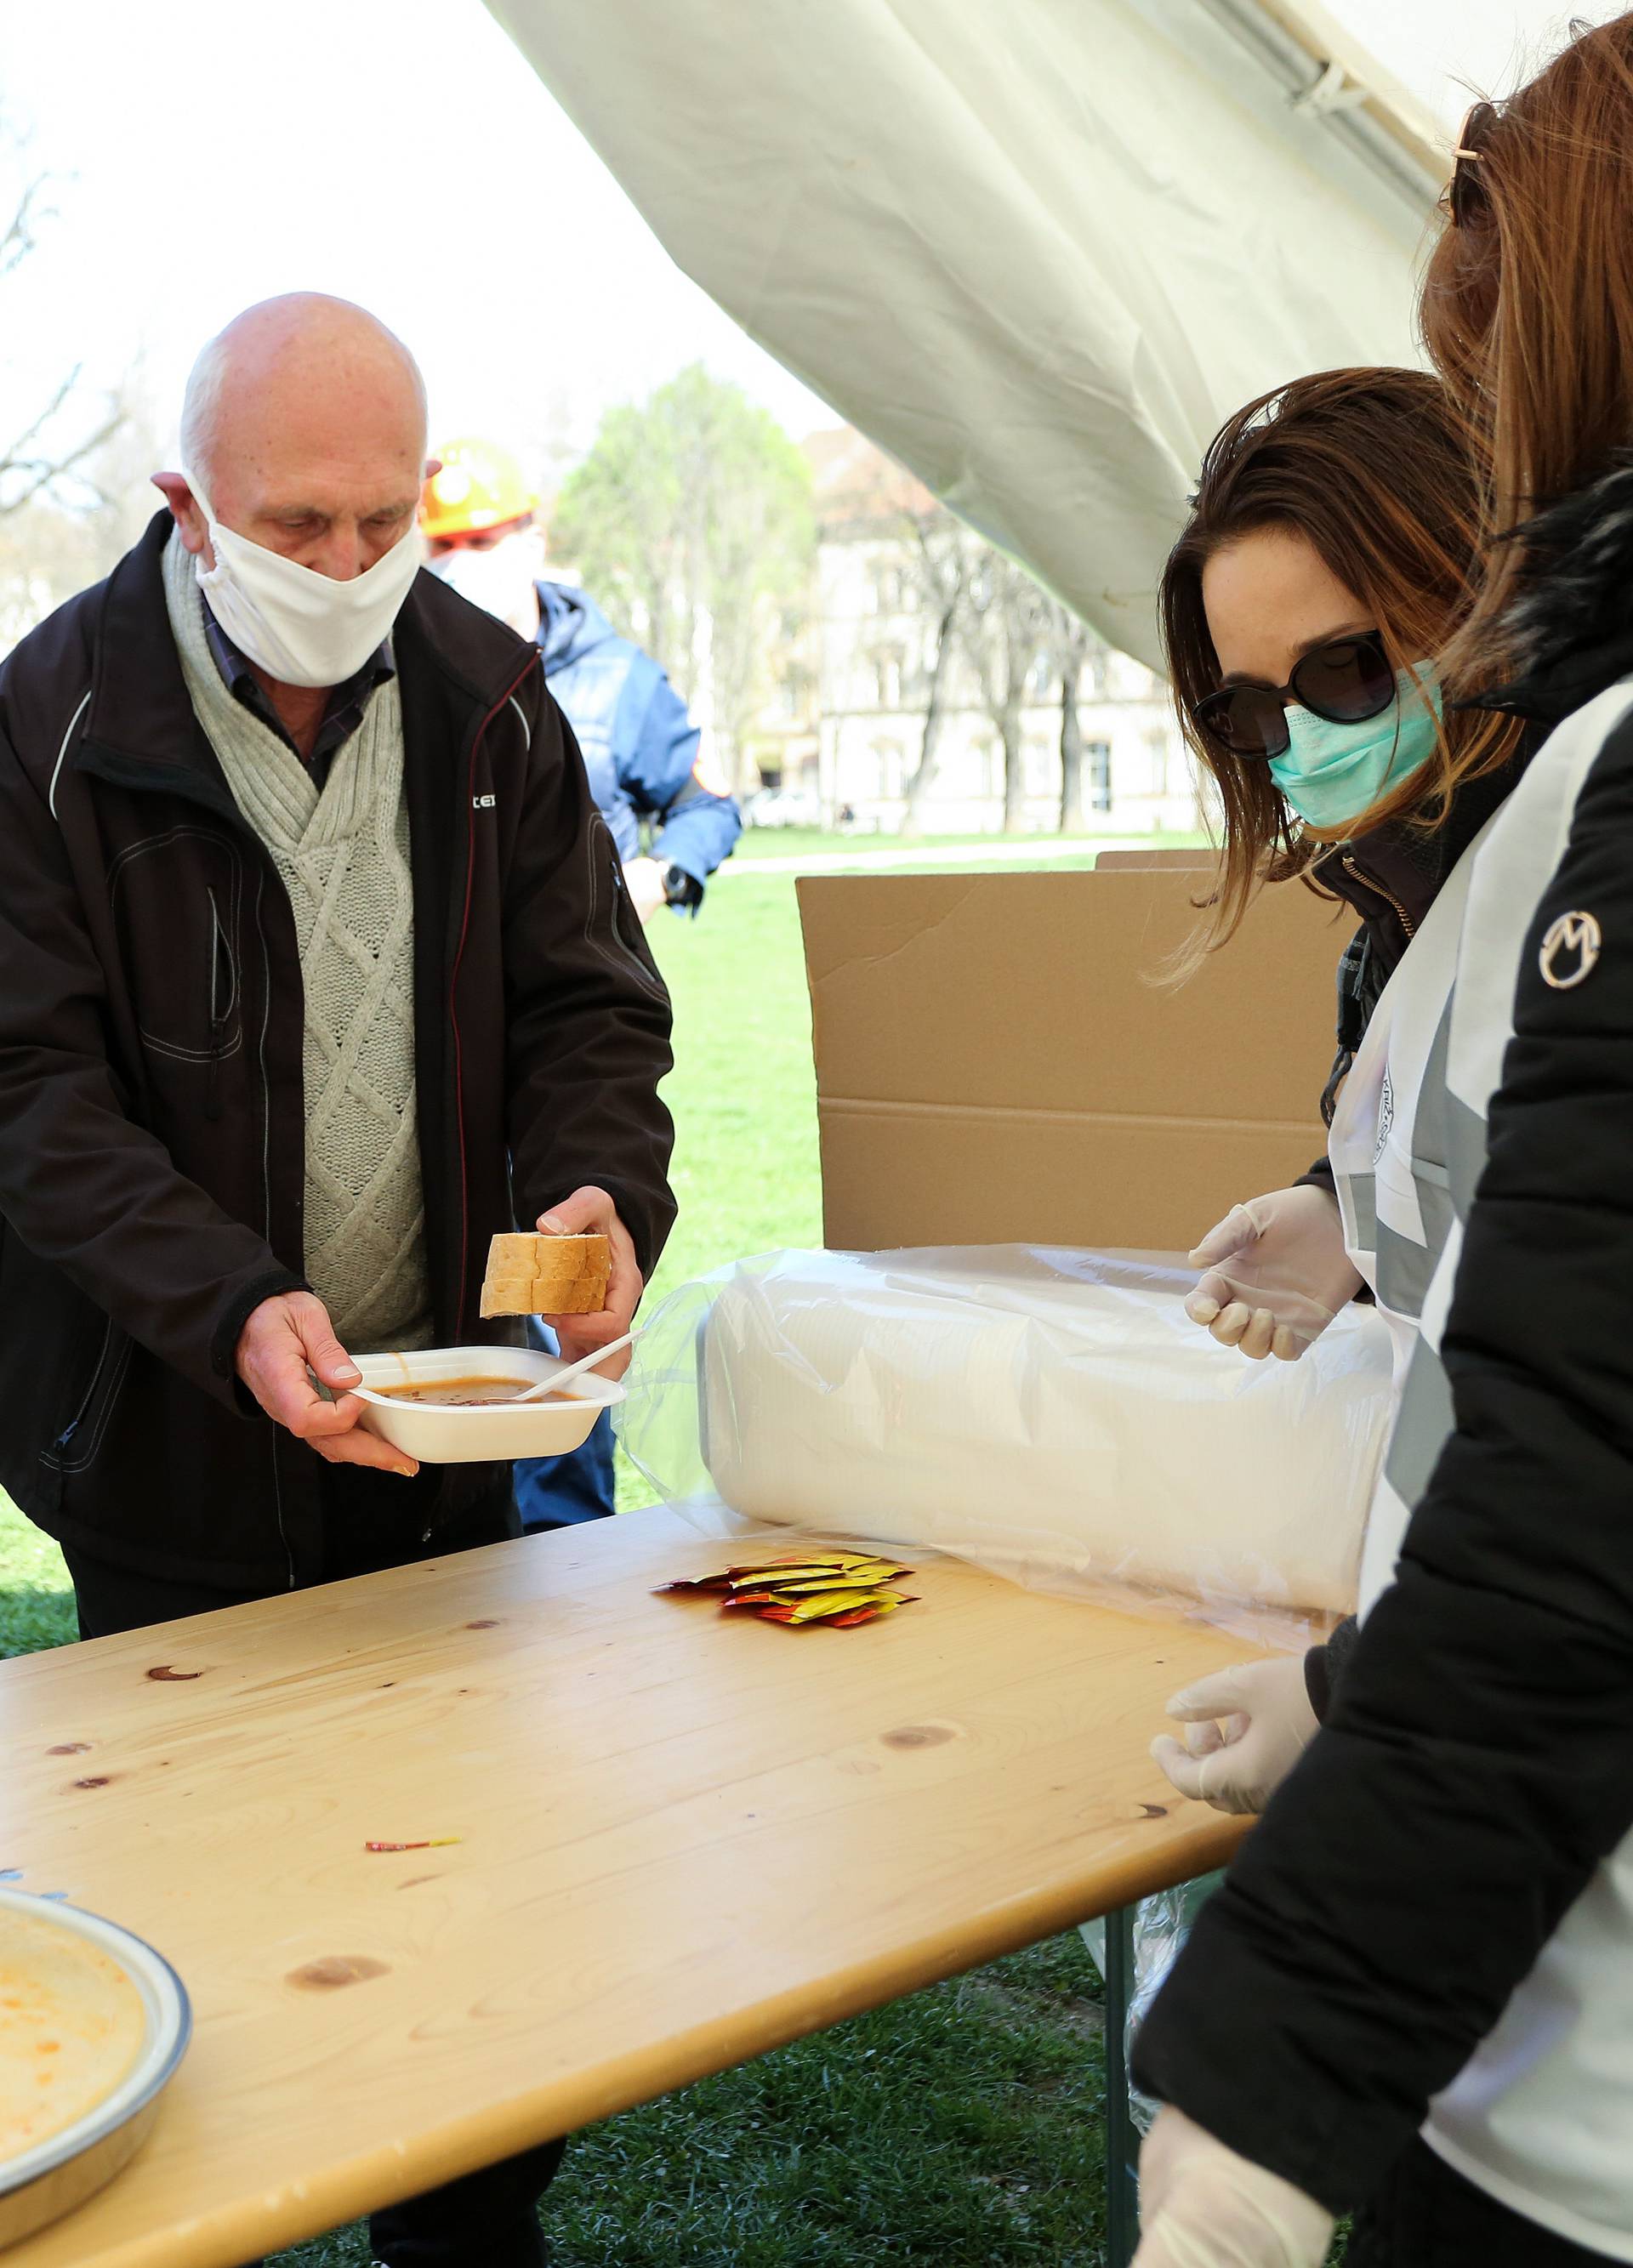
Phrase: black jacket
[
  {"left": 1135, "top": 459, "right": 1633, "bottom": 2209},
  {"left": 0, "top": 513, "right": 674, "bottom": 1590}
]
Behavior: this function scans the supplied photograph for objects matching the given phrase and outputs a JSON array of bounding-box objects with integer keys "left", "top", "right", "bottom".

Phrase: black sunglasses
[
  {"left": 1441, "top": 100, "right": 1499, "bottom": 230},
  {"left": 1194, "top": 630, "right": 1396, "bottom": 762}
]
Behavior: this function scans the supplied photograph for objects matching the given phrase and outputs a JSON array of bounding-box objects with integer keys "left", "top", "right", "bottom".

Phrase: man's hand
[
  {"left": 1134, "top": 2109, "right": 1334, "bottom": 2267},
  {"left": 236, "top": 1290, "right": 417, "bottom": 1476},
  {"left": 1151, "top": 1656, "right": 1318, "bottom": 1817},
  {"left": 622, "top": 855, "right": 669, "bottom": 924},
  {"left": 537, "top": 1186, "right": 643, "bottom": 1374}
]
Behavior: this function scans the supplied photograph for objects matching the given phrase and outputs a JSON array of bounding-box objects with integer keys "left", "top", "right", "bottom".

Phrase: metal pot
[{"left": 0, "top": 1888, "right": 191, "bottom": 2251}]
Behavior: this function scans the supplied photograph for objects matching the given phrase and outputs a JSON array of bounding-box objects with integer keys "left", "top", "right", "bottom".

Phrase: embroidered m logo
[{"left": 1539, "top": 910, "right": 1602, "bottom": 990}]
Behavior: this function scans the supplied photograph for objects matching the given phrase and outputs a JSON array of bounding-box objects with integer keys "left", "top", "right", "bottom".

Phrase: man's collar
[{"left": 201, "top": 601, "right": 395, "bottom": 708}]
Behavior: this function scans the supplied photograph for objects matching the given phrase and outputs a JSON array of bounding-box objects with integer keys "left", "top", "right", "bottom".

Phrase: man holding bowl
[{"left": 0, "top": 292, "right": 674, "bottom": 2267}]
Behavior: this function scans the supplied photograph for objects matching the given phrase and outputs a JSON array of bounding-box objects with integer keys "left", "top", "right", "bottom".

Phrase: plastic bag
[
  {"left": 618, "top": 1245, "right": 1391, "bottom": 1643},
  {"left": 1080, "top": 1876, "right": 1223, "bottom": 2136}
]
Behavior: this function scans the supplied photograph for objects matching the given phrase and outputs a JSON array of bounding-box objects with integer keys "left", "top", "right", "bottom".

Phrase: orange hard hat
[{"left": 420, "top": 438, "right": 538, "bottom": 543}]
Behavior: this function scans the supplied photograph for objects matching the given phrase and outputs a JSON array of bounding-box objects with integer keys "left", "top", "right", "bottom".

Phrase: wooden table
[{"left": 0, "top": 1506, "right": 1248, "bottom": 2267}]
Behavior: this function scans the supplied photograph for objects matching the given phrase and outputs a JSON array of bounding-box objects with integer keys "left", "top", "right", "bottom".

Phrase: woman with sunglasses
[
  {"left": 1131, "top": 16, "right": 1633, "bottom": 2268},
  {"left": 1149, "top": 369, "right": 1524, "bottom": 1819}
]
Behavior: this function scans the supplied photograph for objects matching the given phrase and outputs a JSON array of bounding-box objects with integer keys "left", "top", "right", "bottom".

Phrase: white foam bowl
[
  {"left": 0, "top": 1887, "right": 191, "bottom": 2249},
  {"left": 354, "top": 1344, "right": 623, "bottom": 1464}
]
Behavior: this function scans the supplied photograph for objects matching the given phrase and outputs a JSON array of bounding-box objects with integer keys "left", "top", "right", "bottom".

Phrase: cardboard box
[
  {"left": 799, "top": 867, "right": 1346, "bottom": 1254},
  {"left": 1094, "top": 846, "right": 1218, "bottom": 870}
]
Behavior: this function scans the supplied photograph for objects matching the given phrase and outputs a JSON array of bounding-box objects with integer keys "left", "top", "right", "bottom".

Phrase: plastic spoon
[{"left": 510, "top": 1329, "right": 640, "bottom": 1404}]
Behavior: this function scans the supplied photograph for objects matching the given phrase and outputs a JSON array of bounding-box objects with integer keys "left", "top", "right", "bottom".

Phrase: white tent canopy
[{"left": 486, "top": 0, "right": 1452, "bottom": 670}]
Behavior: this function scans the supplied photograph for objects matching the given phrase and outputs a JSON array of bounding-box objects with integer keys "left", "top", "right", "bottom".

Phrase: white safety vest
[
  {"left": 1348, "top": 682, "right": 1633, "bottom": 2261},
  {"left": 1327, "top": 817, "right": 1496, "bottom": 1609}
]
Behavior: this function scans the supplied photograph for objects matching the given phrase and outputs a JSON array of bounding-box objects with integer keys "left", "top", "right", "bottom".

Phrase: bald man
[{"left": 0, "top": 295, "right": 674, "bottom": 2264}]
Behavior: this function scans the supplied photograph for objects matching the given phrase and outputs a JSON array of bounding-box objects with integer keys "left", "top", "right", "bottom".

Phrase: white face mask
[
  {"left": 182, "top": 464, "right": 424, "bottom": 689},
  {"left": 427, "top": 531, "right": 544, "bottom": 643}
]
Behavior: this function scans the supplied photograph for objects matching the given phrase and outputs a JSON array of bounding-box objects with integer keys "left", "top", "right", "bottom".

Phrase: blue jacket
[{"left": 536, "top": 582, "right": 741, "bottom": 897}]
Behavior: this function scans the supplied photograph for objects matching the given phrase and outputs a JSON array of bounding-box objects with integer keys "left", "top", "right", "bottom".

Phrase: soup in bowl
[{"left": 353, "top": 1345, "right": 623, "bottom": 1464}]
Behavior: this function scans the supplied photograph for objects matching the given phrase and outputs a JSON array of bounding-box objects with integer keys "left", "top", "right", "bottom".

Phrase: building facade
[{"left": 750, "top": 429, "right": 1201, "bottom": 836}]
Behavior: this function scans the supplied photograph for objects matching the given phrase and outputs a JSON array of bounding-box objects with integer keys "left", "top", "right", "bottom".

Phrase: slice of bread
[{"left": 480, "top": 1232, "right": 612, "bottom": 1318}]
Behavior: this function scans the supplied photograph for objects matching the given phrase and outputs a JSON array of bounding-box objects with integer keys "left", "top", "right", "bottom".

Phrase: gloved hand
[
  {"left": 1150, "top": 1655, "right": 1318, "bottom": 1816},
  {"left": 1186, "top": 1186, "right": 1362, "bottom": 1361},
  {"left": 1133, "top": 2108, "right": 1335, "bottom": 2267}
]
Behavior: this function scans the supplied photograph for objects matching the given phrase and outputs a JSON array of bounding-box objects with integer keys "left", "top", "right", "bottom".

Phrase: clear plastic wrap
[
  {"left": 618, "top": 1245, "right": 1392, "bottom": 1644},
  {"left": 1080, "top": 1876, "right": 1224, "bottom": 2135}
]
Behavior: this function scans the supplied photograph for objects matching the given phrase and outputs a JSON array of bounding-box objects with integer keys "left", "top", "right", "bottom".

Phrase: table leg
[{"left": 1103, "top": 1901, "right": 1140, "bottom": 2268}]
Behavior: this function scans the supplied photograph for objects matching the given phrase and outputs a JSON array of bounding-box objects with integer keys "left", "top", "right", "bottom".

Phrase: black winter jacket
[
  {"left": 1135, "top": 459, "right": 1633, "bottom": 2209},
  {"left": 0, "top": 513, "right": 674, "bottom": 1590}
]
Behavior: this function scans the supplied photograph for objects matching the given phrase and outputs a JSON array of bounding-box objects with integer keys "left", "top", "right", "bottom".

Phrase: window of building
[
  {"left": 1146, "top": 730, "right": 1170, "bottom": 798},
  {"left": 873, "top": 565, "right": 904, "bottom": 613},
  {"left": 874, "top": 741, "right": 906, "bottom": 799},
  {"left": 1089, "top": 739, "right": 1112, "bottom": 812},
  {"left": 869, "top": 650, "right": 905, "bottom": 708}
]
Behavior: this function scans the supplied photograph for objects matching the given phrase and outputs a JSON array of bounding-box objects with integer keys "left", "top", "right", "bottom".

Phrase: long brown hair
[
  {"left": 1420, "top": 13, "right": 1633, "bottom": 688},
  {"left": 1162, "top": 368, "right": 1518, "bottom": 952}
]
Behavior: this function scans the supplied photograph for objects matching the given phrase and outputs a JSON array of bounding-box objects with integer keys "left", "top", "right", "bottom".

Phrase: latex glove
[
  {"left": 1186, "top": 1185, "right": 1363, "bottom": 1361},
  {"left": 1151, "top": 1656, "right": 1317, "bottom": 1816},
  {"left": 1134, "top": 2109, "right": 1334, "bottom": 2268}
]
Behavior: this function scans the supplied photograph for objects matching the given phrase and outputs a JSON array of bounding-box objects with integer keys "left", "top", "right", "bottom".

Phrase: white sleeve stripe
[{"left": 48, "top": 688, "right": 93, "bottom": 821}]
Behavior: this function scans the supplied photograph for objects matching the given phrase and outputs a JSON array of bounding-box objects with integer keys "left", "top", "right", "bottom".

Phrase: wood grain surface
[{"left": 0, "top": 1505, "right": 1249, "bottom": 2267}]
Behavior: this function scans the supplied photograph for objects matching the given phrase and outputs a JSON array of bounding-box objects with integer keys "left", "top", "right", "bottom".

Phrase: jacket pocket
[
  {"left": 109, "top": 826, "right": 247, "bottom": 1071},
  {"left": 594, "top": 818, "right": 667, "bottom": 1001},
  {"left": 41, "top": 1316, "right": 132, "bottom": 1479},
  {"left": 205, "top": 884, "right": 238, "bottom": 1118}
]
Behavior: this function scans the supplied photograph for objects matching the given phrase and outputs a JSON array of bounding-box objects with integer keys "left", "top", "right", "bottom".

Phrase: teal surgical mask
[{"left": 1269, "top": 666, "right": 1442, "bottom": 830}]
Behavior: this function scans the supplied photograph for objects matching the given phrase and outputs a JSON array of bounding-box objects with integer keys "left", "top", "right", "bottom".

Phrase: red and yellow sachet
[{"left": 656, "top": 1550, "right": 919, "bottom": 1629}]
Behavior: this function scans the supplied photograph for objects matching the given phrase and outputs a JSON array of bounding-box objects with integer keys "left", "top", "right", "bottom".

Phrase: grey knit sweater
[{"left": 163, "top": 530, "right": 432, "bottom": 1352}]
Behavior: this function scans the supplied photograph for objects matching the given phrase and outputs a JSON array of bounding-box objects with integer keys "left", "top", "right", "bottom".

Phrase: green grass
[
  {"left": 0, "top": 847, "right": 1329, "bottom": 2265},
  {"left": 732, "top": 826, "right": 1209, "bottom": 862},
  {"left": 259, "top": 1934, "right": 1112, "bottom": 2268},
  {"left": 645, "top": 868, "right": 823, "bottom": 1301},
  {"left": 0, "top": 1494, "right": 76, "bottom": 1656}
]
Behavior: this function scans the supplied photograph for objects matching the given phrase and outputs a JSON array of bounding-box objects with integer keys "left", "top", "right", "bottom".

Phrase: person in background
[
  {"left": 1134, "top": 14, "right": 1633, "bottom": 2263},
  {"left": 421, "top": 438, "right": 738, "bottom": 1532},
  {"left": 1147, "top": 367, "right": 1526, "bottom": 1816},
  {"left": 421, "top": 438, "right": 741, "bottom": 923}
]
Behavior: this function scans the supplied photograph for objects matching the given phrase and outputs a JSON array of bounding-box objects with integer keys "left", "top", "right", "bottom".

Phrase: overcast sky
[
  {"left": 1325, "top": 0, "right": 1618, "bottom": 113},
  {"left": 0, "top": 0, "right": 1619, "bottom": 482}
]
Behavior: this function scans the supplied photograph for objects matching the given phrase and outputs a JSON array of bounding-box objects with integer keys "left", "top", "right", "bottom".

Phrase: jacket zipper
[
  {"left": 1342, "top": 853, "right": 1417, "bottom": 942},
  {"left": 50, "top": 1316, "right": 115, "bottom": 1458},
  {"left": 430, "top": 654, "right": 539, "bottom": 1546},
  {"left": 447, "top": 653, "right": 540, "bottom": 1347}
]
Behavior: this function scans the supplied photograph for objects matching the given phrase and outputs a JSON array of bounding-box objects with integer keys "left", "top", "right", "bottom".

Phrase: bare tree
[
  {"left": 897, "top": 510, "right": 974, "bottom": 838},
  {"left": 959, "top": 552, "right": 1051, "bottom": 834},
  {"left": 1044, "top": 602, "right": 1103, "bottom": 834},
  {"left": 0, "top": 112, "right": 136, "bottom": 657},
  {"left": 0, "top": 133, "right": 125, "bottom": 520},
  {"left": 0, "top": 392, "right": 158, "bottom": 657}
]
